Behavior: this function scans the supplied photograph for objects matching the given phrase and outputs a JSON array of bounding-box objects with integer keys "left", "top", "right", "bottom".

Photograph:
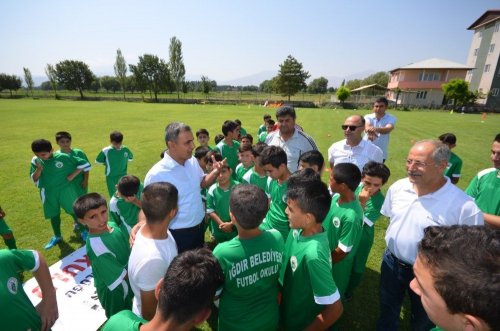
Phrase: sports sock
[{"left": 50, "top": 215, "right": 62, "bottom": 237}]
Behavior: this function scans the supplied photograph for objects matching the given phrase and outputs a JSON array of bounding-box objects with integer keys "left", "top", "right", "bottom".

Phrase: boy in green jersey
[
  {"left": 280, "top": 171, "right": 343, "bottom": 331},
  {"left": 240, "top": 133, "right": 253, "bottom": 148},
  {"left": 438, "top": 133, "right": 462, "bottom": 185},
  {"left": 257, "top": 114, "right": 272, "bottom": 135},
  {"left": 213, "top": 184, "right": 284, "bottom": 331},
  {"left": 96, "top": 131, "right": 134, "bottom": 197},
  {"left": 74, "top": 193, "right": 133, "bottom": 318},
  {"left": 103, "top": 248, "right": 224, "bottom": 331},
  {"left": 30, "top": 139, "right": 91, "bottom": 249},
  {"left": 298, "top": 150, "right": 325, "bottom": 175},
  {"left": 323, "top": 162, "right": 363, "bottom": 299},
  {"left": 234, "top": 144, "right": 254, "bottom": 182},
  {"left": 259, "top": 146, "right": 292, "bottom": 240},
  {"left": 216, "top": 120, "right": 240, "bottom": 173},
  {"left": 466, "top": 133, "right": 500, "bottom": 228},
  {"left": 345, "top": 161, "right": 390, "bottom": 299},
  {"left": 196, "top": 128, "right": 212, "bottom": 150},
  {"left": 258, "top": 119, "right": 275, "bottom": 143},
  {"left": 235, "top": 119, "right": 247, "bottom": 140},
  {"left": 410, "top": 226, "right": 499, "bottom": 331},
  {"left": 0, "top": 205, "right": 16, "bottom": 249},
  {"left": 241, "top": 143, "right": 269, "bottom": 192},
  {"left": 0, "top": 249, "right": 58, "bottom": 331},
  {"left": 55, "top": 131, "right": 90, "bottom": 196},
  {"left": 109, "top": 175, "right": 143, "bottom": 236},
  {"left": 207, "top": 166, "right": 239, "bottom": 244}
]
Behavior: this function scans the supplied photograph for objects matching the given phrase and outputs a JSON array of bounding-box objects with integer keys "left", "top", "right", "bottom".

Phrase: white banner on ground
[{"left": 24, "top": 247, "right": 107, "bottom": 331}]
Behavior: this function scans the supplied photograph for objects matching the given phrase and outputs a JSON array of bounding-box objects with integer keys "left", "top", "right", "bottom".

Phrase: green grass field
[{"left": 0, "top": 99, "right": 498, "bottom": 330}]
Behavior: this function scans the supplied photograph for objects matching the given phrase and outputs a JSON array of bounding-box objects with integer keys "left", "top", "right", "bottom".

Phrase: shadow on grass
[{"left": 56, "top": 234, "right": 82, "bottom": 259}]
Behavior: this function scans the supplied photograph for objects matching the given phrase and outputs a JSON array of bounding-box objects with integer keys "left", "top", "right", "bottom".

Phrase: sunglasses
[{"left": 341, "top": 125, "right": 363, "bottom": 131}]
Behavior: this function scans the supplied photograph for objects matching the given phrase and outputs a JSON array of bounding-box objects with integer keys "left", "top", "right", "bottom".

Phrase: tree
[
  {"left": 200, "top": 75, "right": 213, "bottom": 97},
  {"left": 45, "top": 64, "right": 58, "bottom": 98},
  {"left": 442, "top": 79, "right": 474, "bottom": 108},
  {"left": 361, "top": 71, "right": 389, "bottom": 87},
  {"left": 169, "top": 36, "right": 186, "bottom": 99},
  {"left": 55, "top": 60, "right": 94, "bottom": 99},
  {"left": 100, "top": 76, "right": 120, "bottom": 93},
  {"left": 307, "top": 77, "right": 328, "bottom": 94},
  {"left": 336, "top": 86, "right": 351, "bottom": 105},
  {"left": 23, "top": 67, "right": 34, "bottom": 96},
  {"left": 345, "top": 79, "right": 362, "bottom": 90},
  {"left": 129, "top": 54, "right": 170, "bottom": 101},
  {"left": 275, "top": 55, "right": 310, "bottom": 101},
  {"left": 0, "top": 73, "right": 22, "bottom": 97},
  {"left": 114, "top": 49, "right": 127, "bottom": 99}
]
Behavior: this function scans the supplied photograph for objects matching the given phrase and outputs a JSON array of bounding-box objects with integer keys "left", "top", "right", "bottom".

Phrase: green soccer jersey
[
  {"left": 466, "top": 168, "right": 500, "bottom": 216},
  {"left": 213, "top": 230, "right": 284, "bottom": 331},
  {"left": 444, "top": 151, "right": 463, "bottom": 180},
  {"left": 259, "top": 131, "right": 267, "bottom": 143},
  {"left": 262, "top": 178, "right": 289, "bottom": 240},
  {"left": 58, "top": 148, "right": 90, "bottom": 196},
  {"left": 258, "top": 124, "right": 267, "bottom": 135},
  {"left": 216, "top": 140, "right": 240, "bottom": 172},
  {"left": 207, "top": 180, "right": 239, "bottom": 242},
  {"left": 355, "top": 183, "right": 385, "bottom": 226},
  {"left": 235, "top": 163, "right": 253, "bottom": 182},
  {"left": 323, "top": 194, "right": 364, "bottom": 253},
  {"left": 109, "top": 184, "right": 143, "bottom": 235},
  {"left": 0, "top": 249, "right": 41, "bottom": 331},
  {"left": 241, "top": 168, "right": 269, "bottom": 192},
  {"left": 30, "top": 151, "right": 91, "bottom": 191},
  {"left": 280, "top": 229, "right": 340, "bottom": 331},
  {"left": 96, "top": 145, "right": 133, "bottom": 177},
  {"left": 86, "top": 223, "right": 133, "bottom": 317},
  {"left": 102, "top": 310, "right": 147, "bottom": 331}
]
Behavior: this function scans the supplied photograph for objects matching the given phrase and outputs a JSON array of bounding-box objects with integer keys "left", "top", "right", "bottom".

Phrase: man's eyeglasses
[
  {"left": 405, "top": 159, "right": 434, "bottom": 167},
  {"left": 341, "top": 125, "right": 363, "bottom": 131}
]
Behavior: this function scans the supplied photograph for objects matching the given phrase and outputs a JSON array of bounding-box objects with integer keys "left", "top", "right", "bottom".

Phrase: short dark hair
[
  {"left": 31, "top": 139, "right": 52, "bottom": 153},
  {"left": 196, "top": 128, "right": 209, "bottom": 137},
  {"left": 263, "top": 114, "right": 271, "bottom": 120},
  {"left": 418, "top": 226, "right": 500, "bottom": 331},
  {"left": 165, "top": 122, "right": 191, "bottom": 143},
  {"left": 142, "top": 182, "right": 178, "bottom": 223},
  {"left": 275, "top": 105, "right": 296, "bottom": 119},
  {"left": 55, "top": 131, "right": 71, "bottom": 142},
  {"left": 333, "top": 163, "right": 361, "bottom": 192},
  {"left": 375, "top": 97, "right": 388, "bottom": 106},
  {"left": 214, "top": 134, "right": 225, "bottom": 145},
  {"left": 110, "top": 131, "right": 123, "bottom": 143},
  {"left": 194, "top": 146, "right": 210, "bottom": 160},
  {"left": 238, "top": 144, "right": 253, "bottom": 154},
  {"left": 234, "top": 119, "right": 242, "bottom": 126},
  {"left": 260, "top": 146, "right": 287, "bottom": 169},
  {"left": 362, "top": 161, "right": 391, "bottom": 184},
  {"left": 117, "top": 175, "right": 141, "bottom": 197},
  {"left": 222, "top": 120, "right": 239, "bottom": 136},
  {"left": 230, "top": 184, "right": 269, "bottom": 229},
  {"left": 266, "top": 119, "right": 275, "bottom": 126},
  {"left": 241, "top": 133, "right": 253, "bottom": 144},
  {"left": 206, "top": 151, "right": 223, "bottom": 165},
  {"left": 494, "top": 133, "right": 500, "bottom": 143},
  {"left": 287, "top": 176, "right": 331, "bottom": 223},
  {"left": 73, "top": 193, "right": 107, "bottom": 219},
  {"left": 158, "top": 248, "right": 224, "bottom": 324},
  {"left": 252, "top": 142, "right": 267, "bottom": 157},
  {"left": 438, "top": 133, "right": 457, "bottom": 145},
  {"left": 288, "top": 168, "right": 321, "bottom": 190},
  {"left": 299, "top": 150, "right": 325, "bottom": 171}
]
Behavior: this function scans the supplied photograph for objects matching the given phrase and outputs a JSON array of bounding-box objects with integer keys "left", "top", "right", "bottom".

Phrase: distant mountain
[
  {"left": 325, "top": 70, "right": 378, "bottom": 88},
  {"left": 220, "top": 70, "right": 277, "bottom": 87}
]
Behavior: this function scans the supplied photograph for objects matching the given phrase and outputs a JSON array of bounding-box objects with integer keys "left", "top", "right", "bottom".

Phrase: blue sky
[{"left": 0, "top": 0, "right": 496, "bottom": 86}]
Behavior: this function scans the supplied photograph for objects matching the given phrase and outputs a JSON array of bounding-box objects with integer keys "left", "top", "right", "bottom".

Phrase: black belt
[
  {"left": 170, "top": 221, "right": 204, "bottom": 233},
  {"left": 389, "top": 251, "right": 413, "bottom": 269}
]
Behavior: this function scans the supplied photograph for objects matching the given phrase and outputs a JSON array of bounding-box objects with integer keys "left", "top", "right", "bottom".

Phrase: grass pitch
[{"left": 0, "top": 99, "right": 498, "bottom": 330}]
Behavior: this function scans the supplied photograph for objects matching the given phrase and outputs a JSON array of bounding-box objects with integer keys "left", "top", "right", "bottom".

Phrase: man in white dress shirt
[{"left": 364, "top": 97, "right": 396, "bottom": 161}]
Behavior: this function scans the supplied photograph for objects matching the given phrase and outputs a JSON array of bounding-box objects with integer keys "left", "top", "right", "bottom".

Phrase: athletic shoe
[
  {"left": 44, "top": 236, "right": 62, "bottom": 250},
  {"left": 81, "top": 230, "right": 88, "bottom": 242}
]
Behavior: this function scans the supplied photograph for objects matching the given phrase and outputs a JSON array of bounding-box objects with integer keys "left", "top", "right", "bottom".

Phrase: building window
[
  {"left": 490, "top": 44, "right": 495, "bottom": 54},
  {"left": 491, "top": 88, "right": 499, "bottom": 96},
  {"left": 485, "top": 64, "right": 491, "bottom": 73},
  {"left": 418, "top": 72, "right": 441, "bottom": 81},
  {"left": 474, "top": 48, "right": 478, "bottom": 56},
  {"left": 416, "top": 91, "right": 428, "bottom": 99}
]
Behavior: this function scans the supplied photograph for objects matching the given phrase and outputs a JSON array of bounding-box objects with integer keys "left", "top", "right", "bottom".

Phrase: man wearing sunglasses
[{"left": 327, "top": 115, "right": 383, "bottom": 171}]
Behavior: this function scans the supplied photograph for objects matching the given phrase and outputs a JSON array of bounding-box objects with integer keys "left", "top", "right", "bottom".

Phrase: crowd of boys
[{"left": 0, "top": 99, "right": 498, "bottom": 331}]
